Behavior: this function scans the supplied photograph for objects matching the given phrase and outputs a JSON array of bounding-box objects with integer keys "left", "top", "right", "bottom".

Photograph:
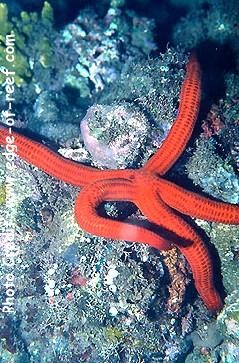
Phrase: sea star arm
[
  {"left": 0, "top": 124, "right": 134, "bottom": 186},
  {"left": 156, "top": 179, "right": 239, "bottom": 224},
  {"left": 74, "top": 178, "right": 172, "bottom": 251},
  {"left": 143, "top": 53, "right": 201, "bottom": 175},
  {"left": 0, "top": 124, "right": 97, "bottom": 186},
  {"left": 135, "top": 178, "right": 223, "bottom": 312}
]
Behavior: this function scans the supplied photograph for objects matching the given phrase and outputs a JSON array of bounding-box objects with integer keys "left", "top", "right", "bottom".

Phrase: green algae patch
[
  {"left": 0, "top": 183, "right": 6, "bottom": 204},
  {"left": 0, "top": 3, "right": 12, "bottom": 38},
  {"left": 41, "top": 1, "right": 54, "bottom": 24},
  {"left": 0, "top": 2, "right": 54, "bottom": 87},
  {"left": 105, "top": 327, "right": 124, "bottom": 343}
]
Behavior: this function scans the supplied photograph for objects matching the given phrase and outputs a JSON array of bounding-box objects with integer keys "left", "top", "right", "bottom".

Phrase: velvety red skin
[{"left": 2, "top": 54, "right": 238, "bottom": 312}]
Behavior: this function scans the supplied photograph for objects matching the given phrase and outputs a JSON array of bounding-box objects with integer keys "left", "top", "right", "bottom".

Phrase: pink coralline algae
[
  {"left": 80, "top": 103, "right": 152, "bottom": 169},
  {"left": 70, "top": 268, "right": 88, "bottom": 287},
  {"left": 201, "top": 104, "right": 225, "bottom": 139}
]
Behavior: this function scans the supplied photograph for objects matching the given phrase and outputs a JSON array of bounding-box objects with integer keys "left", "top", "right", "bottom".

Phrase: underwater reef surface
[{"left": 0, "top": 0, "right": 239, "bottom": 362}]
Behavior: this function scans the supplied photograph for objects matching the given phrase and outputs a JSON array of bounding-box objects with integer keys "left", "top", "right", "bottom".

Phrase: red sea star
[{"left": 1, "top": 54, "right": 239, "bottom": 312}]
